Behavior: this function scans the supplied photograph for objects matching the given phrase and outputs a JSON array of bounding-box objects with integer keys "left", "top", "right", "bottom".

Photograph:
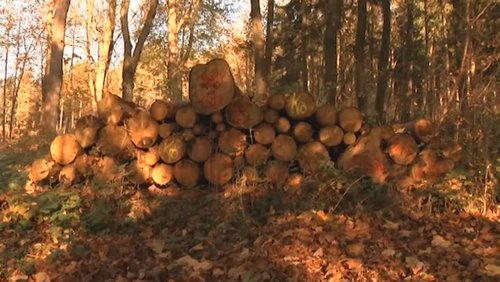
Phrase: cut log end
[
  {"left": 271, "top": 134, "right": 297, "bottom": 162},
  {"left": 285, "top": 93, "right": 316, "bottom": 120},
  {"left": 338, "top": 107, "right": 363, "bottom": 132},
  {"left": 174, "top": 159, "right": 201, "bottom": 187},
  {"left": 50, "top": 134, "right": 83, "bottom": 165},
  {"left": 204, "top": 153, "right": 234, "bottom": 185}
]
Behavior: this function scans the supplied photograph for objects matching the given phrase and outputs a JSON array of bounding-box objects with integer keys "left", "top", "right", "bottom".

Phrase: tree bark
[
  {"left": 95, "top": 0, "right": 116, "bottom": 101},
  {"left": 250, "top": 0, "right": 267, "bottom": 102},
  {"left": 375, "top": 0, "right": 391, "bottom": 122},
  {"left": 354, "top": 0, "right": 367, "bottom": 111},
  {"left": 120, "top": 0, "right": 159, "bottom": 101},
  {"left": 264, "top": 0, "right": 274, "bottom": 88},
  {"left": 41, "top": 0, "right": 71, "bottom": 132},
  {"left": 324, "top": 0, "right": 342, "bottom": 104}
]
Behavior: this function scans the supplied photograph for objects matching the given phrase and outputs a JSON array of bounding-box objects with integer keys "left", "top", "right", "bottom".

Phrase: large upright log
[
  {"left": 285, "top": 92, "right": 316, "bottom": 120},
  {"left": 338, "top": 127, "right": 389, "bottom": 183},
  {"left": 204, "top": 153, "right": 234, "bottom": 185},
  {"left": 189, "top": 59, "right": 235, "bottom": 115},
  {"left": 74, "top": 115, "right": 103, "bottom": 148},
  {"left": 127, "top": 110, "right": 159, "bottom": 149},
  {"left": 387, "top": 134, "right": 418, "bottom": 165},
  {"left": 97, "top": 125, "right": 134, "bottom": 159},
  {"left": 50, "top": 134, "right": 83, "bottom": 165},
  {"left": 225, "top": 95, "right": 264, "bottom": 129}
]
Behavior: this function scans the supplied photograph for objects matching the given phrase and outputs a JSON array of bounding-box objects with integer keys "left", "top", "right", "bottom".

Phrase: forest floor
[{"left": 0, "top": 140, "right": 499, "bottom": 282}]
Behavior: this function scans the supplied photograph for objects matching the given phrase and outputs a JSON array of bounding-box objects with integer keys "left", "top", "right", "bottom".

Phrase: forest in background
[{"left": 0, "top": 0, "right": 498, "bottom": 280}]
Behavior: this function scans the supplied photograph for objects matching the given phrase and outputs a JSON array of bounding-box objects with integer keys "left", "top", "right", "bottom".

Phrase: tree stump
[{"left": 189, "top": 59, "right": 235, "bottom": 115}]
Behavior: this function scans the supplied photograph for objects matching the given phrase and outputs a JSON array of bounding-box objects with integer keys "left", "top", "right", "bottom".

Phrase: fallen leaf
[
  {"left": 341, "top": 258, "right": 363, "bottom": 269},
  {"left": 33, "top": 272, "right": 51, "bottom": 282},
  {"left": 431, "top": 235, "right": 451, "bottom": 248},
  {"left": 212, "top": 268, "right": 225, "bottom": 277},
  {"left": 191, "top": 243, "right": 204, "bottom": 251},
  {"left": 405, "top": 256, "right": 424, "bottom": 274},
  {"left": 228, "top": 265, "right": 247, "bottom": 279},
  {"left": 382, "top": 248, "right": 396, "bottom": 258},
  {"left": 313, "top": 247, "right": 323, "bottom": 257},
  {"left": 346, "top": 243, "right": 364, "bottom": 257},
  {"left": 483, "top": 264, "right": 500, "bottom": 277},
  {"left": 168, "top": 255, "right": 213, "bottom": 272},
  {"left": 382, "top": 220, "right": 400, "bottom": 230},
  {"left": 148, "top": 239, "right": 165, "bottom": 254}
]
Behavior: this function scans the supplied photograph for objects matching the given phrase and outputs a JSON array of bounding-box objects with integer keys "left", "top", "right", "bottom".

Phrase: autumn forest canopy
[{"left": 0, "top": 0, "right": 498, "bottom": 281}]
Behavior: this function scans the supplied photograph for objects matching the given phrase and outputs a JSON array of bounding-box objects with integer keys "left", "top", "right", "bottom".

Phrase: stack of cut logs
[{"left": 30, "top": 59, "right": 462, "bottom": 189}]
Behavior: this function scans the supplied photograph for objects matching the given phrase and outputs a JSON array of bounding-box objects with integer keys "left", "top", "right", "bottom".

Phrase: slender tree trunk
[
  {"left": 264, "top": 0, "right": 274, "bottom": 91},
  {"left": 167, "top": 0, "right": 181, "bottom": 100},
  {"left": 354, "top": 0, "right": 367, "bottom": 111},
  {"left": 300, "top": 3, "right": 310, "bottom": 93},
  {"left": 41, "top": 0, "right": 71, "bottom": 132},
  {"left": 400, "top": 1, "right": 413, "bottom": 122},
  {"left": 375, "top": 0, "right": 391, "bottom": 122},
  {"left": 324, "top": 0, "right": 342, "bottom": 104},
  {"left": 120, "top": 0, "right": 158, "bottom": 101},
  {"left": 85, "top": 0, "right": 97, "bottom": 107},
  {"left": 95, "top": 0, "right": 116, "bottom": 101},
  {"left": 2, "top": 28, "right": 10, "bottom": 141},
  {"left": 250, "top": 0, "right": 267, "bottom": 102}
]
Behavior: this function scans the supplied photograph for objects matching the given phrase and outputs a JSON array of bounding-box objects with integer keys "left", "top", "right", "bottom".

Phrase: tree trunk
[
  {"left": 41, "top": 0, "right": 71, "bottom": 132},
  {"left": 264, "top": 0, "right": 274, "bottom": 89},
  {"left": 324, "top": 0, "right": 342, "bottom": 104},
  {"left": 95, "top": 0, "right": 116, "bottom": 101},
  {"left": 250, "top": 0, "right": 267, "bottom": 102},
  {"left": 375, "top": 0, "right": 391, "bottom": 122},
  {"left": 120, "top": 0, "right": 158, "bottom": 101},
  {"left": 2, "top": 27, "right": 10, "bottom": 141},
  {"left": 167, "top": 0, "right": 181, "bottom": 99},
  {"left": 354, "top": 0, "right": 367, "bottom": 111}
]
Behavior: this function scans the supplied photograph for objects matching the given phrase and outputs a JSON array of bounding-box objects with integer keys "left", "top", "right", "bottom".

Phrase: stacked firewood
[{"left": 29, "top": 59, "right": 462, "bottom": 189}]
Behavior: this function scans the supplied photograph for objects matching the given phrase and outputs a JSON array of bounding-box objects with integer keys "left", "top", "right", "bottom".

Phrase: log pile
[{"left": 30, "top": 59, "right": 462, "bottom": 189}]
